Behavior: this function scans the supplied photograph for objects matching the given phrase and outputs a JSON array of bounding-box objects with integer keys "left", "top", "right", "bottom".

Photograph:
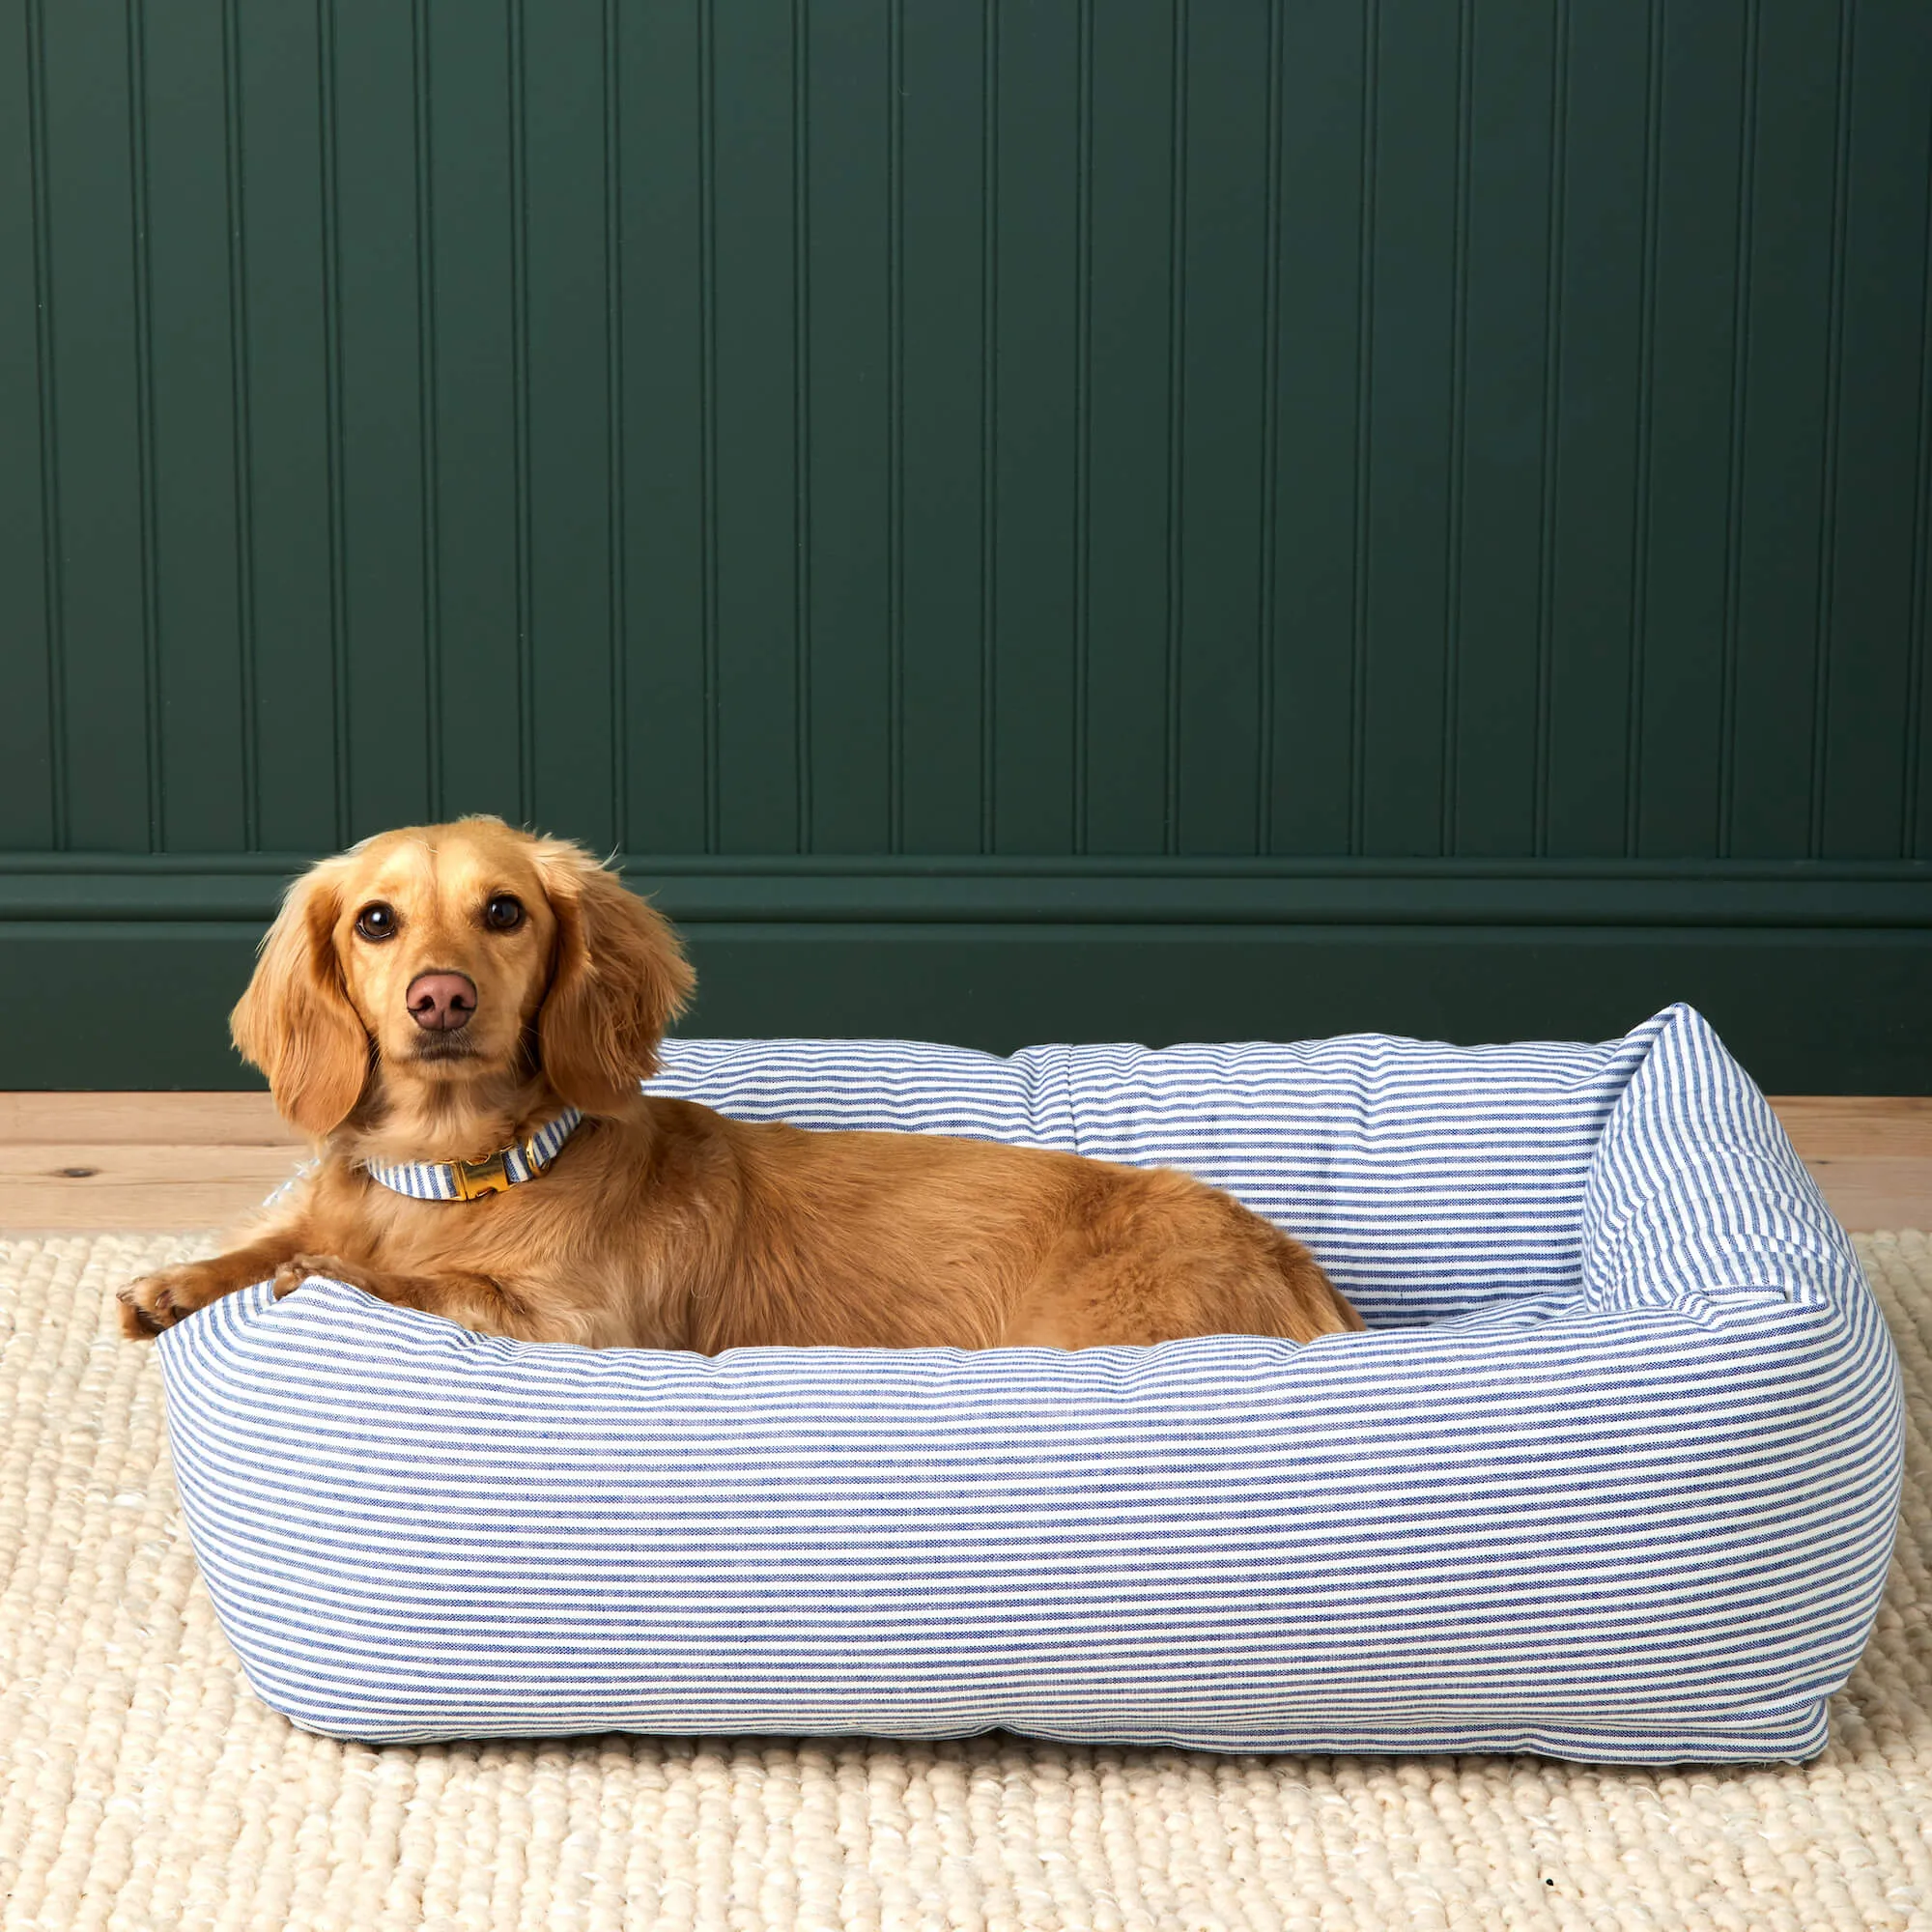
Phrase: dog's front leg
[
  {"left": 270, "top": 1254, "right": 558, "bottom": 1342},
  {"left": 119, "top": 1234, "right": 309, "bottom": 1339}
]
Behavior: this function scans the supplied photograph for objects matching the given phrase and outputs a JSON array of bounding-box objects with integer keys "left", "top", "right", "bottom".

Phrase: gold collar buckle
[{"left": 450, "top": 1151, "right": 512, "bottom": 1202}]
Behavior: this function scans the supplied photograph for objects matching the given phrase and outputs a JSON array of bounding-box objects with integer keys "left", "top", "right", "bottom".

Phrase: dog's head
[{"left": 231, "top": 818, "right": 694, "bottom": 1136}]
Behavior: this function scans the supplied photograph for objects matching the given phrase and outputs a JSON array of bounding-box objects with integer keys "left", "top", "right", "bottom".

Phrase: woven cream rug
[{"left": 2, "top": 1235, "right": 1928, "bottom": 1932}]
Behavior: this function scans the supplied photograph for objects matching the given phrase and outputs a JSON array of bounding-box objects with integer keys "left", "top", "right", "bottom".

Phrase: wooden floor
[
  {"left": 1761, "top": 1096, "right": 1932, "bottom": 1231},
  {"left": 0, "top": 1093, "right": 304, "bottom": 1232},
  {"left": 1, "top": 1092, "right": 1929, "bottom": 1233}
]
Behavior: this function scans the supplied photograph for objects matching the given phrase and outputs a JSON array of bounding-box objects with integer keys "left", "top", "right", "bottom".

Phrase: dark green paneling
[
  {"left": 336, "top": 0, "right": 434, "bottom": 839},
  {"left": 1542, "top": 0, "right": 1649, "bottom": 859},
  {"left": 1360, "top": 0, "right": 1461, "bottom": 859},
  {"left": 5, "top": 858, "right": 1932, "bottom": 1092},
  {"left": 1728, "top": 0, "right": 1843, "bottom": 862},
  {"left": 1084, "top": 0, "right": 1174, "bottom": 858},
  {"left": 803, "top": 0, "right": 892, "bottom": 855},
  {"left": 428, "top": 0, "right": 523, "bottom": 828},
  {"left": 619, "top": 0, "right": 709, "bottom": 854},
  {"left": 524, "top": 0, "right": 619, "bottom": 851},
  {"left": 896, "top": 0, "right": 986, "bottom": 855},
  {"left": 41, "top": 0, "right": 152, "bottom": 852},
  {"left": 1634, "top": 0, "right": 1748, "bottom": 860},
  {"left": 991, "top": 0, "right": 1079, "bottom": 855},
  {"left": 144, "top": 0, "right": 248, "bottom": 852},
  {"left": 1175, "top": 0, "right": 1272, "bottom": 856},
  {"left": 1822, "top": 0, "right": 1932, "bottom": 859},
  {"left": 0, "top": 0, "right": 56, "bottom": 852},
  {"left": 1449, "top": 0, "right": 1555, "bottom": 858},
  {"left": 241, "top": 0, "right": 341, "bottom": 852},
  {"left": 711, "top": 0, "right": 803, "bottom": 853},
  {"left": 4, "top": 0, "right": 1931, "bottom": 1088},
  {"left": 8, "top": 921, "right": 1932, "bottom": 1095},
  {"left": 1265, "top": 1, "right": 1366, "bottom": 857}
]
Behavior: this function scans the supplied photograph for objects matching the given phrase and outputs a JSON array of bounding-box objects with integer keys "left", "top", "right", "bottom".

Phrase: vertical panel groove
[
  {"left": 1531, "top": 0, "right": 1570, "bottom": 860},
  {"left": 978, "top": 0, "right": 996, "bottom": 854},
  {"left": 1719, "top": 0, "right": 1763, "bottom": 859},
  {"left": 20, "top": 6, "right": 71, "bottom": 847},
  {"left": 1070, "top": 0, "right": 1092, "bottom": 855},
  {"left": 126, "top": 0, "right": 162, "bottom": 848},
  {"left": 1624, "top": 0, "right": 1663, "bottom": 860},
  {"left": 318, "top": 0, "right": 350, "bottom": 843},
  {"left": 1439, "top": 0, "right": 1473, "bottom": 858},
  {"left": 1906, "top": 91, "right": 1932, "bottom": 857},
  {"left": 602, "top": 0, "right": 622, "bottom": 849},
  {"left": 790, "top": 0, "right": 810, "bottom": 854},
  {"left": 507, "top": 0, "right": 532, "bottom": 824},
  {"left": 1348, "top": 0, "right": 1378, "bottom": 858},
  {"left": 887, "top": 0, "right": 905, "bottom": 853},
  {"left": 1162, "top": 0, "right": 1188, "bottom": 857},
  {"left": 1809, "top": 0, "right": 1854, "bottom": 861},
  {"left": 1254, "top": 0, "right": 1283, "bottom": 856},
  {"left": 412, "top": 0, "right": 440, "bottom": 821},
  {"left": 697, "top": 0, "right": 719, "bottom": 853},
  {"left": 24, "top": 0, "right": 66, "bottom": 849},
  {"left": 222, "top": 0, "right": 259, "bottom": 847}
]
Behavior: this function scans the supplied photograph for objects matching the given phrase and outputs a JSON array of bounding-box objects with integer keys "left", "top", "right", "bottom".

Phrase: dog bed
[{"left": 156, "top": 1003, "right": 1902, "bottom": 1763}]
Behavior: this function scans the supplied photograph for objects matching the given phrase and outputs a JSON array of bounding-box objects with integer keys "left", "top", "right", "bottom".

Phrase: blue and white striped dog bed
[{"left": 156, "top": 1003, "right": 1903, "bottom": 1762}]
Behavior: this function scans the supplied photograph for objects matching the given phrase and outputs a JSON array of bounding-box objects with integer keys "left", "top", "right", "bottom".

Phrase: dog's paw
[
  {"left": 118, "top": 1265, "right": 212, "bottom": 1340},
  {"left": 271, "top": 1253, "right": 367, "bottom": 1299}
]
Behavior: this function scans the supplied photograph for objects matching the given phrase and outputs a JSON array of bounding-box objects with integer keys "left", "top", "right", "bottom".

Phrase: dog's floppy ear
[
  {"left": 534, "top": 843, "right": 695, "bottom": 1113},
  {"left": 230, "top": 858, "right": 370, "bottom": 1137}
]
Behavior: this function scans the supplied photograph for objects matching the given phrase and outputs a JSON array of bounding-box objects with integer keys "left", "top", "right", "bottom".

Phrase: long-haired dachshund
[{"left": 119, "top": 818, "right": 1361, "bottom": 1350}]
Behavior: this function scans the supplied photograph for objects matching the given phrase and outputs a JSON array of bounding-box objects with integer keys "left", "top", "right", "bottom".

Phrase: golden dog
[{"left": 119, "top": 818, "right": 1360, "bottom": 1350}]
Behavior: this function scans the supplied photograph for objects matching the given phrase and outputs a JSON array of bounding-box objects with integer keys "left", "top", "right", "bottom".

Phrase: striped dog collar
[{"left": 360, "top": 1107, "right": 584, "bottom": 1203}]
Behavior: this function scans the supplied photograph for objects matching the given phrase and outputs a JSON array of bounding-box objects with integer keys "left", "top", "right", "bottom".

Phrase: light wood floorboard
[
  {"left": 0, "top": 1094, "right": 298, "bottom": 1231},
  {"left": 1757, "top": 1096, "right": 1932, "bottom": 1233},
  {"left": 0, "top": 1093, "right": 1926, "bottom": 1233}
]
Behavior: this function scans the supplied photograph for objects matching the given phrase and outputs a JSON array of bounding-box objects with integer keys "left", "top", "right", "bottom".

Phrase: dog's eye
[
  {"left": 484, "top": 895, "right": 525, "bottom": 932},
  {"left": 354, "top": 902, "right": 398, "bottom": 942}
]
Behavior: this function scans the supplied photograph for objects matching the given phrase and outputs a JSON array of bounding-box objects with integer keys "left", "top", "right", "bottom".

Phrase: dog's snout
[{"left": 407, "top": 972, "right": 477, "bottom": 1032}]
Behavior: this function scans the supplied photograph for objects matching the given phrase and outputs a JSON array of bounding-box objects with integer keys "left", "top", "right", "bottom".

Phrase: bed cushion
[{"left": 156, "top": 1004, "right": 1903, "bottom": 1762}]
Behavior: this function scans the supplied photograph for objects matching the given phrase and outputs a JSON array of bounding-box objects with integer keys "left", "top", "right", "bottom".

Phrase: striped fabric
[
  {"left": 358, "top": 1106, "right": 583, "bottom": 1202},
  {"left": 156, "top": 1004, "right": 1903, "bottom": 1762}
]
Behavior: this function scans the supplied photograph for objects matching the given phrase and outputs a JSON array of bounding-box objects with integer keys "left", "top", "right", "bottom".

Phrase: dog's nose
[{"left": 407, "top": 972, "right": 476, "bottom": 1032}]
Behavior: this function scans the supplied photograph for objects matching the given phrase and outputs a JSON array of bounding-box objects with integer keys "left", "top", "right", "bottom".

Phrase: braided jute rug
[{"left": 2, "top": 1235, "right": 1928, "bottom": 1932}]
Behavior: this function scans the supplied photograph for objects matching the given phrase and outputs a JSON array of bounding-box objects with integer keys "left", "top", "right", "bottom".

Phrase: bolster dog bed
[{"left": 156, "top": 1003, "right": 1903, "bottom": 1763}]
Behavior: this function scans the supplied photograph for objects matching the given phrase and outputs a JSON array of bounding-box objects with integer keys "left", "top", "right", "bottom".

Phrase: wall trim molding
[
  {"left": 4, "top": 857, "right": 1931, "bottom": 1089},
  {"left": 4, "top": 854, "right": 1932, "bottom": 929}
]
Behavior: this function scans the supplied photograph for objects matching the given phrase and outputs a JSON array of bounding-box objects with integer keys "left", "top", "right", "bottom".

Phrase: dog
[{"left": 118, "top": 817, "right": 1362, "bottom": 1351}]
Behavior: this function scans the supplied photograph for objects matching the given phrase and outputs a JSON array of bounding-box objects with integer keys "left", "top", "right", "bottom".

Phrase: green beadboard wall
[{"left": 3, "top": 0, "right": 1931, "bottom": 1088}]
